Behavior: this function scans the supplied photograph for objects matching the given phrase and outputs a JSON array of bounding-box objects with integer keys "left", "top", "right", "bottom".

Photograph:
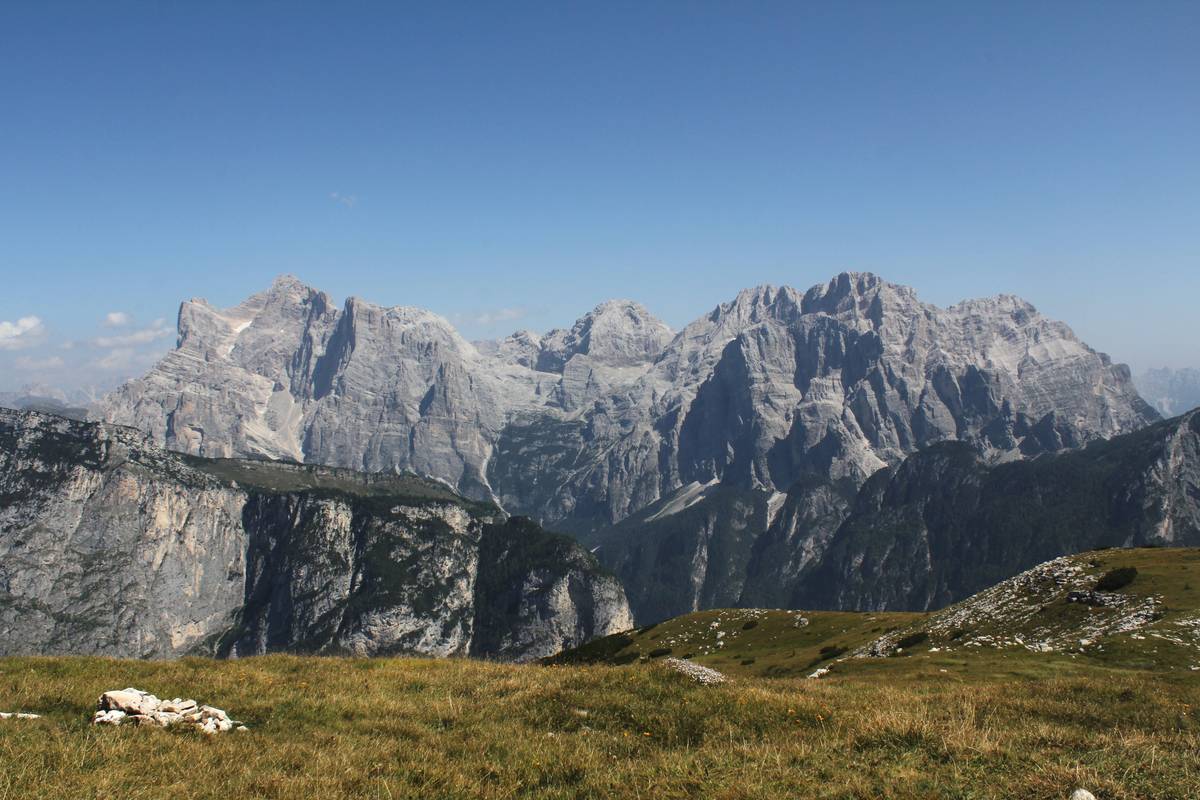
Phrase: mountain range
[
  {"left": 4, "top": 271, "right": 1195, "bottom": 657},
  {"left": 1136, "top": 367, "right": 1200, "bottom": 417},
  {"left": 96, "top": 272, "right": 1165, "bottom": 621},
  {"left": 101, "top": 273, "right": 1155, "bottom": 526}
]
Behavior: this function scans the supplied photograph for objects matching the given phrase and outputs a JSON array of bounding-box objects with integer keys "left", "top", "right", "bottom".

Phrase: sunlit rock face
[
  {"left": 102, "top": 272, "right": 1157, "bottom": 535},
  {"left": 0, "top": 408, "right": 631, "bottom": 660}
]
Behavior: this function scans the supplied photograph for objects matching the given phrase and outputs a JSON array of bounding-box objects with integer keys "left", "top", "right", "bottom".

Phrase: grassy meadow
[{"left": 0, "top": 651, "right": 1197, "bottom": 799}]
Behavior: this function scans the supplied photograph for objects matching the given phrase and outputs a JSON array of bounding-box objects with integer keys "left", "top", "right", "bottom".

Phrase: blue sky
[{"left": 1, "top": 1, "right": 1197, "bottom": 393}]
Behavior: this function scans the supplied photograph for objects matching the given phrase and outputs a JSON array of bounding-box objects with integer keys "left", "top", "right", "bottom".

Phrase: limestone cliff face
[
  {"left": 790, "top": 410, "right": 1200, "bottom": 612},
  {"left": 0, "top": 409, "right": 631, "bottom": 659},
  {"left": 592, "top": 410, "right": 1200, "bottom": 624},
  {"left": 227, "top": 496, "right": 483, "bottom": 658},
  {"left": 470, "top": 517, "right": 634, "bottom": 661},
  {"left": 588, "top": 485, "right": 771, "bottom": 625},
  {"left": 0, "top": 411, "right": 247, "bottom": 657},
  {"left": 101, "top": 272, "right": 1157, "bottom": 537}
]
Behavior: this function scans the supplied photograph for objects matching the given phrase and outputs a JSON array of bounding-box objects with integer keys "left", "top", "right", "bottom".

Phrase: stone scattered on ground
[
  {"left": 663, "top": 658, "right": 727, "bottom": 685},
  {"left": 1069, "top": 789, "right": 1097, "bottom": 800},
  {"left": 93, "top": 688, "right": 247, "bottom": 734},
  {"left": 1067, "top": 590, "right": 1123, "bottom": 607},
  {"left": 807, "top": 667, "right": 831, "bottom": 679},
  {"left": 0, "top": 712, "right": 41, "bottom": 720}
]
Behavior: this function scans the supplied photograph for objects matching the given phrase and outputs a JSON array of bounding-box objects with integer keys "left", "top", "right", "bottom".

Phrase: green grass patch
[{"left": 0, "top": 654, "right": 1196, "bottom": 799}]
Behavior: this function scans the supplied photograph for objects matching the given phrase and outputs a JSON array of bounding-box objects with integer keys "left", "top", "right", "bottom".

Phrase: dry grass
[{"left": 0, "top": 654, "right": 1197, "bottom": 799}]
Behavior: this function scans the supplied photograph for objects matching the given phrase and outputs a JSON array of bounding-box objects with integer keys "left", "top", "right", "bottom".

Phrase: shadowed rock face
[
  {"left": 789, "top": 409, "right": 1200, "bottom": 612},
  {"left": 101, "top": 272, "right": 1157, "bottom": 538},
  {"left": 0, "top": 409, "right": 630, "bottom": 661},
  {"left": 595, "top": 410, "right": 1200, "bottom": 624}
]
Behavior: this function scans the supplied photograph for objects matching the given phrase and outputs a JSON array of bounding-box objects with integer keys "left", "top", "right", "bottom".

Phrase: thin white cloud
[
  {"left": 0, "top": 316, "right": 44, "bottom": 350},
  {"left": 96, "top": 348, "right": 136, "bottom": 370},
  {"left": 15, "top": 354, "right": 65, "bottom": 371},
  {"left": 104, "top": 311, "right": 132, "bottom": 327},
  {"left": 95, "top": 346, "right": 163, "bottom": 374},
  {"left": 330, "top": 191, "right": 358, "bottom": 208},
  {"left": 453, "top": 307, "right": 529, "bottom": 328},
  {"left": 92, "top": 318, "right": 173, "bottom": 348}
]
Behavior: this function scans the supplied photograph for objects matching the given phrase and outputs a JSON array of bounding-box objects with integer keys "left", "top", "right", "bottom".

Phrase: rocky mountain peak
[
  {"left": 949, "top": 293, "right": 1038, "bottom": 317},
  {"left": 218, "top": 273, "right": 330, "bottom": 323},
  {"left": 251, "top": 273, "right": 321, "bottom": 304},
  {"left": 342, "top": 296, "right": 475, "bottom": 354},
  {"left": 0, "top": 407, "right": 632, "bottom": 660},
  {"left": 537, "top": 299, "right": 673, "bottom": 371},
  {"left": 475, "top": 330, "right": 544, "bottom": 369},
  {"left": 797, "top": 271, "right": 922, "bottom": 327}
]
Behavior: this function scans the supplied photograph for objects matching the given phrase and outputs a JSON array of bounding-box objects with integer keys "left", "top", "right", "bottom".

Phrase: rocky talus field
[{"left": 2, "top": 548, "right": 1199, "bottom": 799}]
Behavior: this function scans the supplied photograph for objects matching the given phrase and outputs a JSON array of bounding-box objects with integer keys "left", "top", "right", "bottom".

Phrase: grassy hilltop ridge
[
  {"left": 2, "top": 548, "right": 1199, "bottom": 799},
  {"left": 553, "top": 547, "right": 1200, "bottom": 678}
]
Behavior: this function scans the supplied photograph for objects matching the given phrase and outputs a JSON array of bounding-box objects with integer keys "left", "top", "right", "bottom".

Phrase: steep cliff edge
[{"left": 0, "top": 409, "right": 630, "bottom": 660}]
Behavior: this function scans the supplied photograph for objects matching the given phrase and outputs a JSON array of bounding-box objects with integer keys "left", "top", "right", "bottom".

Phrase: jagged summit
[
  {"left": 704, "top": 283, "right": 802, "bottom": 323},
  {"left": 537, "top": 298, "right": 673, "bottom": 371},
  {"left": 101, "top": 272, "right": 1156, "bottom": 533},
  {"left": 949, "top": 292, "right": 1038, "bottom": 315},
  {"left": 269, "top": 272, "right": 312, "bottom": 291},
  {"left": 801, "top": 270, "right": 915, "bottom": 308}
]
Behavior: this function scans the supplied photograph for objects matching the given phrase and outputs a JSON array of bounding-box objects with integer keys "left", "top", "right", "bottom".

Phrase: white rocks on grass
[
  {"left": 807, "top": 667, "right": 831, "bottom": 679},
  {"left": 663, "top": 658, "right": 727, "bottom": 685},
  {"left": 854, "top": 554, "right": 1172, "bottom": 660},
  {"left": 1069, "top": 789, "right": 1097, "bottom": 800},
  {"left": 93, "top": 688, "right": 247, "bottom": 734},
  {"left": 0, "top": 712, "right": 40, "bottom": 720}
]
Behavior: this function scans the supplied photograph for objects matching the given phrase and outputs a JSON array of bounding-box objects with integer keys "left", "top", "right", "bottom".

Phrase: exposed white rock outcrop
[
  {"left": 93, "top": 688, "right": 246, "bottom": 734},
  {"left": 663, "top": 658, "right": 727, "bottom": 685},
  {"left": 851, "top": 553, "right": 1189, "bottom": 660}
]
